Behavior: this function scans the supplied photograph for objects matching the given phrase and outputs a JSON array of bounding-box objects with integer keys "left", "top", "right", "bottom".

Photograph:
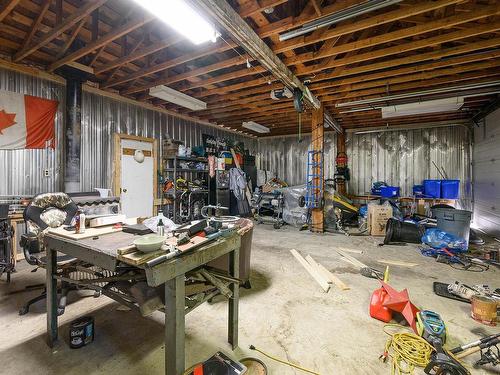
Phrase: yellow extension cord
[
  {"left": 250, "top": 345, "right": 321, "bottom": 375},
  {"left": 381, "top": 324, "right": 434, "bottom": 375}
]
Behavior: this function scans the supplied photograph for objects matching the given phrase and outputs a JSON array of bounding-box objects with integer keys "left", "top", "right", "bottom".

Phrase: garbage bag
[{"left": 421, "top": 228, "right": 467, "bottom": 252}]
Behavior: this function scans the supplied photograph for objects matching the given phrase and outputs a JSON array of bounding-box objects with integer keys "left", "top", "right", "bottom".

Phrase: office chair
[{"left": 19, "top": 192, "right": 84, "bottom": 316}]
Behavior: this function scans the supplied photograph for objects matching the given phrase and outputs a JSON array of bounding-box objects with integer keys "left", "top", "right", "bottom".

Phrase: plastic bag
[
  {"left": 143, "top": 215, "right": 177, "bottom": 233},
  {"left": 421, "top": 228, "right": 467, "bottom": 252},
  {"left": 277, "top": 184, "right": 308, "bottom": 227}
]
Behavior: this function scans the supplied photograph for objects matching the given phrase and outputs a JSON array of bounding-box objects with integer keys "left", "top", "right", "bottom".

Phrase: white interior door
[{"left": 120, "top": 138, "right": 154, "bottom": 218}]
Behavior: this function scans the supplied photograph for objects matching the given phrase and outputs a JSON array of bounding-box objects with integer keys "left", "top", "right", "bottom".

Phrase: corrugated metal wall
[
  {"left": 473, "top": 108, "right": 500, "bottom": 236},
  {"left": 347, "top": 126, "right": 472, "bottom": 209},
  {"left": 0, "top": 68, "right": 253, "bottom": 195},
  {"left": 256, "top": 126, "right": 472, "bottom": 210},
  {"left": 255, "top": 133, "right": 337, "bottom": 186},
  {"left": 0, "top": 68, "right": 64, "bottom": 195}
]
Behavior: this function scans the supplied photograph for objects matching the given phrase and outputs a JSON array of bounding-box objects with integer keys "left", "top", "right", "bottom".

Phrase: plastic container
[
  {"left": 432, "top": 208, "right": 472, "bottom": 248},
  {"left": 424, "top": 179, "right": 441, "bottom": 198},
  {"left": 441, "top": 180, "right": 460, "bottom": 199},
  {"left": 380, "top": 186, "right": 400, "bottom": 198},
  {"left": 413, "top": 185, "right": 424, "bottom": 196}
]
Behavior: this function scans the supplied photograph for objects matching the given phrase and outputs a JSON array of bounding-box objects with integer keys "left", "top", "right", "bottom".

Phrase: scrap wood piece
[
  {"left": 335, "top": 248, "right": 368, "bottom": 269},
  {"left": 290, "top": 249, "right": 330, "bottom": 293},
  {"left": 339, "top": 248, "right": 363, "bottom": 255},
  {"left": 377, "top": 259, "right": 418, "bottom": 267},
  {"left": 305, "top": 255, "right": 350, "bottom": 291}
]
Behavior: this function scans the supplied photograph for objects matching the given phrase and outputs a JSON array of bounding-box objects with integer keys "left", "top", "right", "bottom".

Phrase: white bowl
[{"left": 133, "top": 235, "right": 165, "bottom": 253}]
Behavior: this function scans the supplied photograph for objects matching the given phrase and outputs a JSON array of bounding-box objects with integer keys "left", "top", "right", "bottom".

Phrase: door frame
[{"left": 112, "top": 133, "right": 158, "bottom": 214}]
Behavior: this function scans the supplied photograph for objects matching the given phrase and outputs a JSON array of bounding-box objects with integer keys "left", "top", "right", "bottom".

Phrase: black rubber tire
[{"left": 298, "top": 195, "right": 306, "bottom": 208}]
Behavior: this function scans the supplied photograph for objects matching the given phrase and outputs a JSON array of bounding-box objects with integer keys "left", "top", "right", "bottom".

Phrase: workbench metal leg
[
  {"left": 46, "top": 247, "right": 58, "bottom": 347},
  {"left": 228, "top": 248, "right": 240, "bottom": 349},
  {"left": 165, "top": 275, "right": 185, "bottom": 375}
]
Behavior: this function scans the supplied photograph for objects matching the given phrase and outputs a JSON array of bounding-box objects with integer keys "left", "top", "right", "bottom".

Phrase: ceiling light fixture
[
  {"left": 149, "top": 85, "right": 207, "bottom": 111},
  {"left": 279, "top": 0, "right": 403, "bottom": 41},
  {"left": 381, "top": 98, "right": 464, "bottom": 118},
  {"left": 131, "top": 0, "right": 219, "bottom": 45},
  {"left": 242, "top": 121, "right": 270, "bottom": 133}
]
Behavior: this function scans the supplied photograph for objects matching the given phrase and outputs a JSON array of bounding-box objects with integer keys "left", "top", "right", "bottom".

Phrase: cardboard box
[{"left": 368, "top": 205, "right": 393, "bottom": 236}]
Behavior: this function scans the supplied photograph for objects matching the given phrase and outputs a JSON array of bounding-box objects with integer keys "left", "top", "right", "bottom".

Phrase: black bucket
[
  {"left": 384, "top": 218, "right": 425, "bottom": 245},
  {"left": 69, "top": 316, "right": 94, "bottom": 349}
]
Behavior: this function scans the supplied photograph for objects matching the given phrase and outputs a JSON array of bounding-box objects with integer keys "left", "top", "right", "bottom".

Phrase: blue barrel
[
  {"left": 380, "top": 186, "right": 400, "bottom": 198},
  {"left": 441, "top": 180, "right": 460, "bottom": 199},
  {"left": 424, "top": 179, "right": 441, "bottom": 198}
]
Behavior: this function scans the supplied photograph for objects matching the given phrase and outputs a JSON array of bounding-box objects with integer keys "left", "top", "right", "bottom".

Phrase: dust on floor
[{"left": 0, "top": 225, "right": 498, "bottom": 374}]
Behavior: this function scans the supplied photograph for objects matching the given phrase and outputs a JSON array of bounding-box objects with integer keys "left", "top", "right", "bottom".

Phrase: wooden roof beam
[
  {"left": 0, "top": 0, "right": 20, "bottom": 23},
  {"left": 239, "top": 0, "right": 288, "bottom": 18},
  {"left": 273, "top": 0, "right": 463, "bottom": 54},
  {"left": 285, "top": 4, "right": 500, "bottom": 68},
  {"left": 48, "top": 14, "right": 154, "bottom": 71},
  {"left": 191, "top": 0, "right": 320, "bottom": 109},
  {"left": 13, "top": 0, "right": 108, "bottom": 62}
]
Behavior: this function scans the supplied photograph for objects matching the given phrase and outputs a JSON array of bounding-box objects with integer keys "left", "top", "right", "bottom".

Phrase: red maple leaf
[{"left": 0, "top": 110, "right": 17, "bottom": 134}]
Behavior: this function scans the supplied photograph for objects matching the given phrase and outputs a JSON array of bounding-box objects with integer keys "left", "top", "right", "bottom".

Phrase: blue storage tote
[
  {"left": 413, "top": 185, "right": 424, "bottom": 196},
  {"left": 441, "top": 180, "right": 460, "bottom": 199},
  {"left": 424, "top": 179, "right": 441, "bottom": 198},
  {"left": 380, "top": 186, "right": 400, "bottom": 198}
]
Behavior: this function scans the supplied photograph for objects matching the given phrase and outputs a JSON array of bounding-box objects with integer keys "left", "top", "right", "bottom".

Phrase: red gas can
[{"left": 370, "top": 287, "right": 393, "bottom": 322}]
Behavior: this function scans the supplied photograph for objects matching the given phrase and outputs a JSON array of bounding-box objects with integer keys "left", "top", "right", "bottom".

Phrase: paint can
[
  {"left": 69, "top": 316, "right": 94, "bottom": 349},
  {"left": 471, "top": 296, "right": 497, "bottom": 326}
]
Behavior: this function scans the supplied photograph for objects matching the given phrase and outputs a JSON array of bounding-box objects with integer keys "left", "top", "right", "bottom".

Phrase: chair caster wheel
[
  {"left": 57, "top": 308, "right": 65, "bottom": 316},
  {"left": 273, "top": 223, "right": 281, "bottom": 229},
  {"left": 93, "top": 291, "right": 101, "bottom": 298},
  {"left": 242, "top": 281, "right": 252, "bottom": 289},
  {"left": 18, "top": 306, "right": 29, "bottom": 316}
]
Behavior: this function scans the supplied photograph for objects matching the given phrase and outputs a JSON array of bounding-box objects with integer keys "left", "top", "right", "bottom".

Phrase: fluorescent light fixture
[
  {"left": 149, "top": 85, "right": 207, "bottom": 111},
  {"left": 381, "top": 98, "right": 464, "bottom": 118},
  {"left": 279, "top": 0, "right": 403, "bottom": 41},
  {"left": 131, "top": 0, "right": 219, "bottom": 45},
  {"left": 242, "top": 121, "right": 270, "bottom": 133}
]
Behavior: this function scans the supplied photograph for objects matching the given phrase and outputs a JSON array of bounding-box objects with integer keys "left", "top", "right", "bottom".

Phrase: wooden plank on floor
[
  {"left": 305, "top": 255, "right": 350, "bottom": 291},
  {"left": 290, "top": 249, "right": 330, "bottom": 292},
  {"left": 335, "top": 248, "right": 368, "bottom": 269},
  {"left": 377, "top": 259, "right": 418, "bottom": 267}
]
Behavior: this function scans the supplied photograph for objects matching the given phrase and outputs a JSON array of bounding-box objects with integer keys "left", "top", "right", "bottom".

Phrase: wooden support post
[
  {"left": 336, "top": 132, "right": 347, "bottom": 195},
  {"left": 311, "top": 105, "right": 324, "bottom": 233}
]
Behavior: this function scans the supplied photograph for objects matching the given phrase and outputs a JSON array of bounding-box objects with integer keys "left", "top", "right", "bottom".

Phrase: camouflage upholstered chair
[{"left": 19, "top": 192, "right": 81, "bottom": 315}]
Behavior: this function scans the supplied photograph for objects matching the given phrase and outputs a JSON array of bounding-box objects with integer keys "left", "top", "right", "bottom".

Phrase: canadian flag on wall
[{"left": 0, "top": 90, "right": 59, "bottom": 149}]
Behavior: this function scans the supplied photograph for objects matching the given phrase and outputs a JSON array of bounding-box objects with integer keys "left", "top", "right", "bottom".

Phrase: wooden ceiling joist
[
  {"left": 0, "top": 0, "right": 21, "bottom": 23},
  {"left": 47, "top": 14, "right": 154, "bottom": 71},
  {"left": 13, "top": 0, "right": 108, "bottom": 62}
]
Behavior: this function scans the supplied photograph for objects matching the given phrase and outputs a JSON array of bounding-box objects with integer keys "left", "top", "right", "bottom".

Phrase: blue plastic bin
[
  {"left": 424, "top": 179, "right": 441, "bottom": 198},
  {"left": 380, "top": 186, "right": 400, "bottom": 198},
  {"left": 441, "top": 180, "right": 460, "bottom": 199},
  {"left": 413, "top": 185, "right": 424, "bottom": 196}
]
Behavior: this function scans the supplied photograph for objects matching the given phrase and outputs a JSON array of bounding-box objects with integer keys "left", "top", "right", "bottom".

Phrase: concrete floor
[{"left": 0, "top": 225, "right": 498, "bottom": 375}]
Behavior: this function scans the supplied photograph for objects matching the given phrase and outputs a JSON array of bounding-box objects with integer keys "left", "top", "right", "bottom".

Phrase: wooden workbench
[{"left": 43, "top": 230, "right": 241, "bottom": 375}]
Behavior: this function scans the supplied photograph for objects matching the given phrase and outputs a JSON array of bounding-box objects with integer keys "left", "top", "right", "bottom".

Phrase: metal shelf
[
  {"left": 164, "top": 168, "right": 208, "bottom": 173},
  {"left": 164, "top": 156, "right": 208, "bottom": 162}
]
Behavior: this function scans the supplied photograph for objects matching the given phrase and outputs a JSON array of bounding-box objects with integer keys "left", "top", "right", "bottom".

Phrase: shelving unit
[{"left": 161, "top": 156, "right": 210, "bottom": 223}]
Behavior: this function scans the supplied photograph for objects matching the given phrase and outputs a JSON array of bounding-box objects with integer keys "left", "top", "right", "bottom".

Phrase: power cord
[
  {"left": 249, "top": 345, "right": 320, "bottom": 375},
  {"left": 380, "top": 324, "right": 434, "bottom": 375}
]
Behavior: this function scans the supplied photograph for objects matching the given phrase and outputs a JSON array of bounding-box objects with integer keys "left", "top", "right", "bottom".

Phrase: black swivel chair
[{"left": 19, "top": 192, "right": 83, "bottom": 316}]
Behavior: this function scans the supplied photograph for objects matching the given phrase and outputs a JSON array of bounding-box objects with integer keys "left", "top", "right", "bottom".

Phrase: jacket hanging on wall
[
  {"left": 229, "top": 167, "right": 250, "bottom": 216},
  {"left": 0, "top": 90, "right": 59, "bottom": 149}
]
